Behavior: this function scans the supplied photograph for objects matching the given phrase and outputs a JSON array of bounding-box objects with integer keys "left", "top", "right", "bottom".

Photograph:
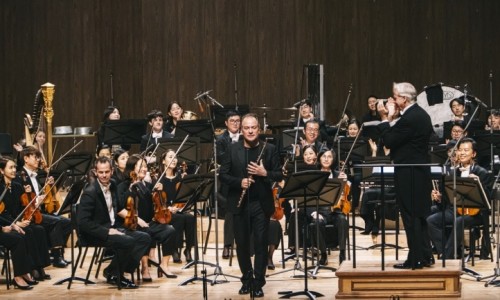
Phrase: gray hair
[{"left": 393, "top": 82, "right": 417, "bottom": 102}]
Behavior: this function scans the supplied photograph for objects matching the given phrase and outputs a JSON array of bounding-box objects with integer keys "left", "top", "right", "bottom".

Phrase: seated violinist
[
  {"left": 14, "top": 146, "right": 72, "bottom": 270},
  {"left": 116, "top": 154, "right": 177, "bottom": 281},
  {"left": 427, "top": 138, "right": 493, "bottom": 259},
  {"left": 77, "top": 157, "right": 151, "bottom": 288},
  {"left": 157, "top": 149, "right": 196, "bottom": 264},
  {"left": 1, "top": 156, "right": 51, "bottom": 286}
]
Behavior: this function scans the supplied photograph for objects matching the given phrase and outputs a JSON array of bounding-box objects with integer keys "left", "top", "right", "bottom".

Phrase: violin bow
[{"left": 333, "top": 83, "right": 353, "bottom": 144}]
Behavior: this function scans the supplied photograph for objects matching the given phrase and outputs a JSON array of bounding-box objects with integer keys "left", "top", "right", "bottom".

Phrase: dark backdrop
[{"left": 1, "top": 0, "right": 499, "bottom": 154}]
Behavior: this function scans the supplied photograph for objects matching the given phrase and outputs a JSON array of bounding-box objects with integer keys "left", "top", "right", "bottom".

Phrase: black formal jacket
[
  {"left": 77, "top": 180, "right": 120, "bottom": 243},
  {"left": 219, "top": 140, "right": 283, "bottom": 217},
  {"left": 378, "top": 103, "right": 434, "bottom": 217},
  {"left": 140, "top": 130, "right": 174, "bottom": 152}
]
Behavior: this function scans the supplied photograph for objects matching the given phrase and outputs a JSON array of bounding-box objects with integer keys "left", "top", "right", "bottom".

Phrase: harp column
[{"left": 41, "top": 82, "right": 55, "bottom": 165}]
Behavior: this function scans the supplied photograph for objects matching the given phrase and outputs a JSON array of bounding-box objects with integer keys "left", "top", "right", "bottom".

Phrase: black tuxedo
[
  {"left": 140, "top": 130, "right": 174, "bottom": 152},
  {"left": 77, "top": 180, "right": 151, "bottom": 274},
  {"left": 219, "top": 140, "right": 282, "bottom": 289},
  {"left": 13, "top": 168, "right": 72, "bottom": 250},
  {"left": 427, "top": 164, "right": 493, "bottom": 259},
  {"left": 378, "top": 103, "right": 434, "bottom": 264}
]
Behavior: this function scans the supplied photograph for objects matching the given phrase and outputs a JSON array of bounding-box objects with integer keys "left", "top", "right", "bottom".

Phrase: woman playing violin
[
  {"left": 0, "top": 157, "right": 51, "bottom": 283},
  {"left": 116, "top": 154, "right": 177, "bottom": 281},
  {"left": 158, "top": 149, "right": 196, "bottom": 264}
]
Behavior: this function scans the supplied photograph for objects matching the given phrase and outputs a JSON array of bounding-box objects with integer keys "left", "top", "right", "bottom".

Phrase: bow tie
[
  {"left": 30, "top": 172, "right": 38, "bottom": 178},
  {"left": 230, "top": 133, "right": 239, "bottom": 141},
  {"left": 152, "top": 132, "right": 162, "bottom": 138}
]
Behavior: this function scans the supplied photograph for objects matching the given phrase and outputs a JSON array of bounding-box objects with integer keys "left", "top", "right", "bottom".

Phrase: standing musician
[
  {"left": 427, "top": 138, "right": 493, "bottom": 259},
  {"left": 140, "top": 109, "right": 174, "bottom": 155},
  {"left": 77, "top": 156, "right": 151, "bottom": 289},
  {"left": 215, "top": 110, "right": 241, "bottom": 259},
  {"left": 0, "top": 157, "right": 51, "bottom": 282},
  {"left": 14, "top": 146, "right": 72, "bottom": 269},
  {"left": 157, "top": 149, "right": 196, "bottom": 264},
  {"left": 164, "top": 101, "right": 184, "bottom": 135},
  {"left": 219, "top": 113, "right": 282, "bottom": 298},
  {"left": 116, "top": 154, "right": 177, "bottom": 280},
  {"left": 377, "top": 82, "right": 434, "bottom": 269}
]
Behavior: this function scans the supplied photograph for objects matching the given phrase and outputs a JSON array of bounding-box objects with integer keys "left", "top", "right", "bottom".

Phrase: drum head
[{"left": 417, "top": 84, "right": 463, "bottom": 126}]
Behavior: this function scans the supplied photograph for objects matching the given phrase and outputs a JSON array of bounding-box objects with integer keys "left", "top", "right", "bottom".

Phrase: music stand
[
  {"left": 57, "top": 179, "right": 87, "bottom": 216},
  {"left": 278, "top": 170, "right": 330, "bottom": 300},
  {"left": 210, "top": 104, "right": 250, "bottom": 128},
  {"left": 174, "top": 175, "right": 218, "bottom": 285},
  {"left": 49, "top": 152, "right": 93, "bottom": 184},
  {"left": 155, "top": 137, "right": 200, "bottom": 165},
  {"left": 429, "top": 144, "right": 450, "bottom": 165},
  {"left": 102, "top": 119, "right": 147, "bottom": 145},
  {"left": 444, "top": 176, "right": 490, "bottom": 277},
  {"left": 337, "top": 137, "right": 367, "bottom": 163},
  {"left": 281, "top": 128, "right": 304, "bottom": 153},
  {"left": 305, "top": 179, "right": 344, "bottom": 276},
  {"left": 175, "top": 119, "right": 213, "bottom": 143}
]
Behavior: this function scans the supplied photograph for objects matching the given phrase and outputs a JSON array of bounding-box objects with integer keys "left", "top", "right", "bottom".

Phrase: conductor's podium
[{"left": 336, "top": 260, "right": 462, "bottom": 299}]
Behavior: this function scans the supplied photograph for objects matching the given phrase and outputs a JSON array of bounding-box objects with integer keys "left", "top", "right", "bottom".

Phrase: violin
[
  {"left": 0, "top": 183, "right": 9, "bottom": 214},
  {"left": 333, "top": 182, "right": 351, "bottom": 216},
  {"left": 271, "top": 185, "right": 284, "bottom": 221},
  {"left": 43, "top": 182, "right": 61, "bottom": 214},
  {"left": 124, "top": 172, "right": 139, "bottom": 230},
  {"left": 20, "top": 172, "right": 43, "bottom": 224},
  {"left": 152, "top": 189, "right": 172, "bottom": 224}
]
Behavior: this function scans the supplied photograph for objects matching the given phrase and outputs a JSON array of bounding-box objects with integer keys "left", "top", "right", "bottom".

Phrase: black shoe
[
  {"left": 107, "top": 275, "right": 138, "bottom": 289},
  {"left": 32, "top": 269, "right": 51, "bottom": 281},
  {"left": 253, "top": 287, "right": 264, "bottom": 298},
  {"left": 393, "top": 260, "right": 424, "bottom": 269},
  {"left": 319, "top": 253, "right": 328, "bottom": 266},
  {"left": 22, "top": 276, "right": 38, "bottom": 285},
  {"left": 238, "top": 283, "right": 251, "bottom": 295},
  {"left": 183, "top": 248, "right": 193, "bottom": 262},
  {"left": 172, "top": 251, "right": 182, "bottom": 263},
  {"left": 222, "top": 246, "right": 230, "bottom": 259},
  {"left": 158, "top": 266, "right": 178, "bottom": 278},
  {"left": 12, "top": 279, "right": 33, "bottom": 290},
  {"left": 52, "top": 256, "right": 69, "bottom": 268}
]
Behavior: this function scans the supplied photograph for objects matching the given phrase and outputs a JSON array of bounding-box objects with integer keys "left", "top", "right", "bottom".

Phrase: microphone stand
[{"left": 233, "top": 63, "right": 239, "bottom": 111}]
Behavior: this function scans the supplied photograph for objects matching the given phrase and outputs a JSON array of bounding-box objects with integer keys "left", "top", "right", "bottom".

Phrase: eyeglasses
[
  {"left": 306, "top": 128, "right": 319, "bottom": 133},
  {"left": 452, "top": 129, "right": 464, "bottom": 134},
  {"left": 228, "top": 119, "right": 240, "bottom": 124}
]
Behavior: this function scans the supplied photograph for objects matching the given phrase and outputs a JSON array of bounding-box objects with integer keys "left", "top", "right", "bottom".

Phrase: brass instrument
[{"left": 237, "top": 141, "right": 268, "bottom": 208}]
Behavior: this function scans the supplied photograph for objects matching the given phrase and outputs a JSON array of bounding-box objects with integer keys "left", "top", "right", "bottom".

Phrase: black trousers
[
  {"left": 0, "top": 230, "right": 32, "bottom": 276},
  {"left": 170, "top": 213, "right": 195, "bottom": 249},
  {"left": 141, "top": 221, "right": 176, "bottom": 256},
  {"left": 23, "top": 224, "right": 51, "bottom": 269},
  {"left": 104, "top": 228, "right": 151, "bottom": 275},
  {"left": 40, "top": 213, "right": 72, "bottom": 249},
  {"left": 233, "top": 201, "right": 269, "bottom": 289}
]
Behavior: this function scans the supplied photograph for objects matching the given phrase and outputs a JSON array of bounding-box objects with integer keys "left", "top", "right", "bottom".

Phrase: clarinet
[{"left": 237, "top": 141, "right": 268, "bottom": 208}]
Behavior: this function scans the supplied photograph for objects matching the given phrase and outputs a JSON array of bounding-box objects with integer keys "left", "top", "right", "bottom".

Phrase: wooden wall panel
[{"left": 0, "top": 0, "right": 499, "bottom": 155}]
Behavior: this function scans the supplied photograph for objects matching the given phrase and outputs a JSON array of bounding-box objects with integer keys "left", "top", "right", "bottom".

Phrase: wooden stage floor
[{"left": 2, "top": 216, "right": 500, "bottom": 299}]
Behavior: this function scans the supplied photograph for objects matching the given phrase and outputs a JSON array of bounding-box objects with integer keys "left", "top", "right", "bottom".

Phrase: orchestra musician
[
  {"left": 294, "top": 120, "right": 323, "bottom": 158},
  {"left": 140, "top": 109, "right": 174, "bottom": 154},
  {"left": 219, "top": 113, "right": 282, "bottom": 298},
  {"left": 215, "top": 110, "right": 241, "bottom": 259},
  {"left": 296, "top": 100, "right": 329, "bottom": 142},
  {"left": 14, "top": 146, "right": 72, "bottom": 269},
  {"left": 0, "top": 156, "right": 51, "bottom": 282},
  {"left": 96, "top": 106, "right": 131, "bottom": 152},
  {"left": 157, "top": 149, "right": 195, "bottom": 264},
  {"left": 377, "top": 82, "right": 434, "bottom": 269},
  {"left": 77, "top": 156, "right": 151, "bottom": 289},
  {"left": 361, "top": 95, "right": 381, "bottom": 123},
  {"left": 96, "top": 144, "right": 112, "bottom": 159},
  {"left": 449, "top": 97, "right": 472, "bottom": 124},
  {"left": 116, "top": 154, "right": 177, "bottom": 280},
  {"left": 164, "top": 101, "right": 184, "bottom": 135},
  {"left": 485, "top": 109, "right": 500, "bottom": 130},
  {"left": 427, "top": 137, "right": 493, "bottom": 259},
  {"left": 111, "top": 148, "right": 129, "bottom": 186}
]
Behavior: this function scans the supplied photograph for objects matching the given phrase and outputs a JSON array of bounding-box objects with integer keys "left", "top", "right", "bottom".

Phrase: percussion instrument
[
  {"left": 53, "top": 126, "right": 73, "bottom": 135},
  {"left": 74, "top": 126, "right": 92, "bottom": 135},
  {"left": 417, "top": 84, "right": 464, "bottom": 136},
  {"left": 182, "top": 110, "right": 199, "bottom": 120}
]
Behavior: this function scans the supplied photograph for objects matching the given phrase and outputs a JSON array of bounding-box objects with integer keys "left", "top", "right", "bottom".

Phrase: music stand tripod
[
  {"left": 278, "top": 170, "right": 330, "bottom": 300},
  {"left": 175, "top": 175, "right": 216, "bottom": 286},
  {"left": 444, "top": 176, "right": 491, "bottom": 278},
  {"left": 306, "top": 178, "right": 344, "bottom": 276}
]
